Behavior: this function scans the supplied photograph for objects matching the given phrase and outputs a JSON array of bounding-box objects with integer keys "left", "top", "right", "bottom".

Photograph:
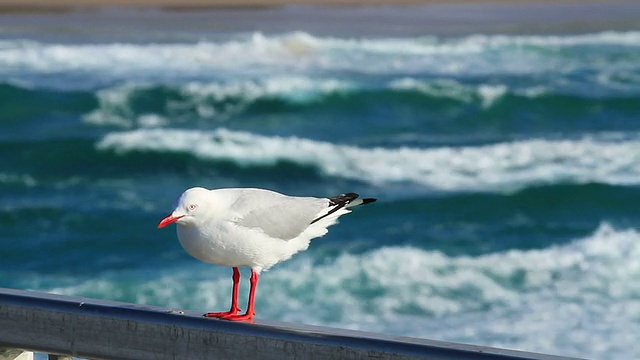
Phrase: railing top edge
[{"left": 0, "top": 287, "right": 583, "bottom": 360}]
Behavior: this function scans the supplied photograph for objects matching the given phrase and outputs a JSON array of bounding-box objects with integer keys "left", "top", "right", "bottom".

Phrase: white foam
[
  {"left": 477, "top": 84, "right": 508, "bottom": 108},
  {"left": 3, "top": 31, "right": 640, "bottom": 87},
  {"left": 390, "top": 78, "right": 476, "bottom": 102},
  {"left": 0, "top": 33, "right": 335, "bottom": 79},
  {"left": 96, "top": 128, "right": 640, "bottom": 193},
  {"left": 38, "top": 223, "right": 640, "bottom": 359},
  {"left": 461, "top": 31, "right": 640, "bottom": 47},
  {"left": 192, "top": 77, "right": 347, "bottom": 101},
  {"left": 390, "top": 78, "right": 509, "bottom": 107}
]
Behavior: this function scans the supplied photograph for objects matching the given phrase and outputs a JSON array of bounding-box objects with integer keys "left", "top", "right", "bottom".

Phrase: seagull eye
[{"left": 188, "top": 204, "right": 197, "bottom": 211}]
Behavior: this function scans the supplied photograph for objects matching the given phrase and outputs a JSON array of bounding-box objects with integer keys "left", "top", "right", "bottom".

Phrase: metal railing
[{"left": 0, "top": 287, "right": 582, "bottom": 360}]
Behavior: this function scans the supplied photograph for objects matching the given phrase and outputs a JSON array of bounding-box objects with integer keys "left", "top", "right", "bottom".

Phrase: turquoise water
[{"left": 2, "top": 9, "right": 640, "bottom": 359}]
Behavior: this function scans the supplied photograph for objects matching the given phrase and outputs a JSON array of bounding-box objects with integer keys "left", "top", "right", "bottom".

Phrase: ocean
[{"left": 2, "top": 4, "right": 640, "bottom": 359}]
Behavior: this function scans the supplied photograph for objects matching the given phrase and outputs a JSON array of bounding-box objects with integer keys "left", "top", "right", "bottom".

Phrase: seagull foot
[
  {"left": 203, "top": 309, "right": 240, "bottom": 318},
  {"left": 219, "top": 312, "right": 255, "bottom": 322}
]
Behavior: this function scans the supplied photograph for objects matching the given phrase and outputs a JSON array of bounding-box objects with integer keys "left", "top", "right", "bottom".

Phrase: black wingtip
[
  {"left": 362, "top": 198, "right": 377, "bottom": 205},
  {"left": 328, "top": 192, "right": 359, "bottom": 206},
  {"left": 311, "top": 192, "right": 375, "bottom": 225}
]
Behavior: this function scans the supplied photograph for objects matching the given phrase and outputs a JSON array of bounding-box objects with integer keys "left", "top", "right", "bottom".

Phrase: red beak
[{"left": 157, "top": 214, "right": 183, "bottom": 228}]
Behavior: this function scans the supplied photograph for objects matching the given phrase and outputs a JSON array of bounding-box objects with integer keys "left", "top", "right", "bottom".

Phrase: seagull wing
[{"left": 233, "top": 190, "right": 329, "bottom": 240}]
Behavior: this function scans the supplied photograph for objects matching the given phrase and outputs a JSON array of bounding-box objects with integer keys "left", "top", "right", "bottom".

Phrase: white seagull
[{"left": 157, "top": 187, "right": 376, "bottom": 322}]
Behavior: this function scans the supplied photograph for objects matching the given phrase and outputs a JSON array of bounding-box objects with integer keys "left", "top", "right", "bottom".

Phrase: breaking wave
[
  {"left": 2, "top": 31, "right": 640, "bottom": 91},
  {"left": 97, "top": 128, "right": 640, "bottom": 193}
]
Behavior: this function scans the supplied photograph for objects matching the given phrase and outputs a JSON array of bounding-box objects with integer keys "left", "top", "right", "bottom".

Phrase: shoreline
[
  {"left": 0, "top": 1, "right": 639, "bottom": 40},
  {"left": 0, "top": 0, "right": 638, "bottom": 12}
]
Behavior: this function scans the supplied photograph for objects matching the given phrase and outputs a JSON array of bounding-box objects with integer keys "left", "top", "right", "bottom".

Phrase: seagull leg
[
  {"left": 221, "top": 269, "right": 259, "bottom": 322},
  {"left": 204, "top": 267, "right": 242, "bottom": 318}
]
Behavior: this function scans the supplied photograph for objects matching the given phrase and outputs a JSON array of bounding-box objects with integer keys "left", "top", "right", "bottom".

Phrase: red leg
[
  {"left": 221, "top": 270, "right": 259, "bottom": 322},
  {"left": 204, "top": 267, "right": 241, "bottom": 318}
]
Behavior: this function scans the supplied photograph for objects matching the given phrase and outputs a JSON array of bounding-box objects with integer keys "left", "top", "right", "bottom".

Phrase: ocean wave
[
  {"left": 80, "top": 77, "right": 640, "bottom": 130},
  {"left": 2, "top": 31, "right": 640, "bottom": 88},
  {"left": 36, "top": 223, "right": 640, "bottom": 359},
  {"left": 82, "top": 78, "right": 493, "bottom": 128},
  {"left": 83, "top": 78, "right": 353, "bottom": 127},
  {"left": 96, "top": 128, "right": 640, "bottom": 192}
]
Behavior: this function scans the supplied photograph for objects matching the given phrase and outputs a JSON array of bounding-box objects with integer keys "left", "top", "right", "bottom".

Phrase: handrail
[{"left": 0, "top": 287, "right": 582, "bottom": 360}]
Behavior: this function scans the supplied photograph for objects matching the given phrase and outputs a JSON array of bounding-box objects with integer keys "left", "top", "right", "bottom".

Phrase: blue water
[{"left": 2, "top": 6, "right": 640, "bottom": 359}]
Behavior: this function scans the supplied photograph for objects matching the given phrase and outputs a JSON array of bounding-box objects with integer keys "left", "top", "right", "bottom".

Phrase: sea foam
[{"left": 97, "top": 128, "right": 640, "bottom": 193}]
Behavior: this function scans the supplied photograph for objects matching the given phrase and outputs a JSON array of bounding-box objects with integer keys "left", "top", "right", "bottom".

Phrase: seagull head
[{"left": 157, "top": 187, "right": 209, "bottom": 228}]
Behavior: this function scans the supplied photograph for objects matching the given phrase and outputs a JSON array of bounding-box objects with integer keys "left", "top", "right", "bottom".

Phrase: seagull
[{"left": 157, "top": 187, "right": 376, "bottom": 322}]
